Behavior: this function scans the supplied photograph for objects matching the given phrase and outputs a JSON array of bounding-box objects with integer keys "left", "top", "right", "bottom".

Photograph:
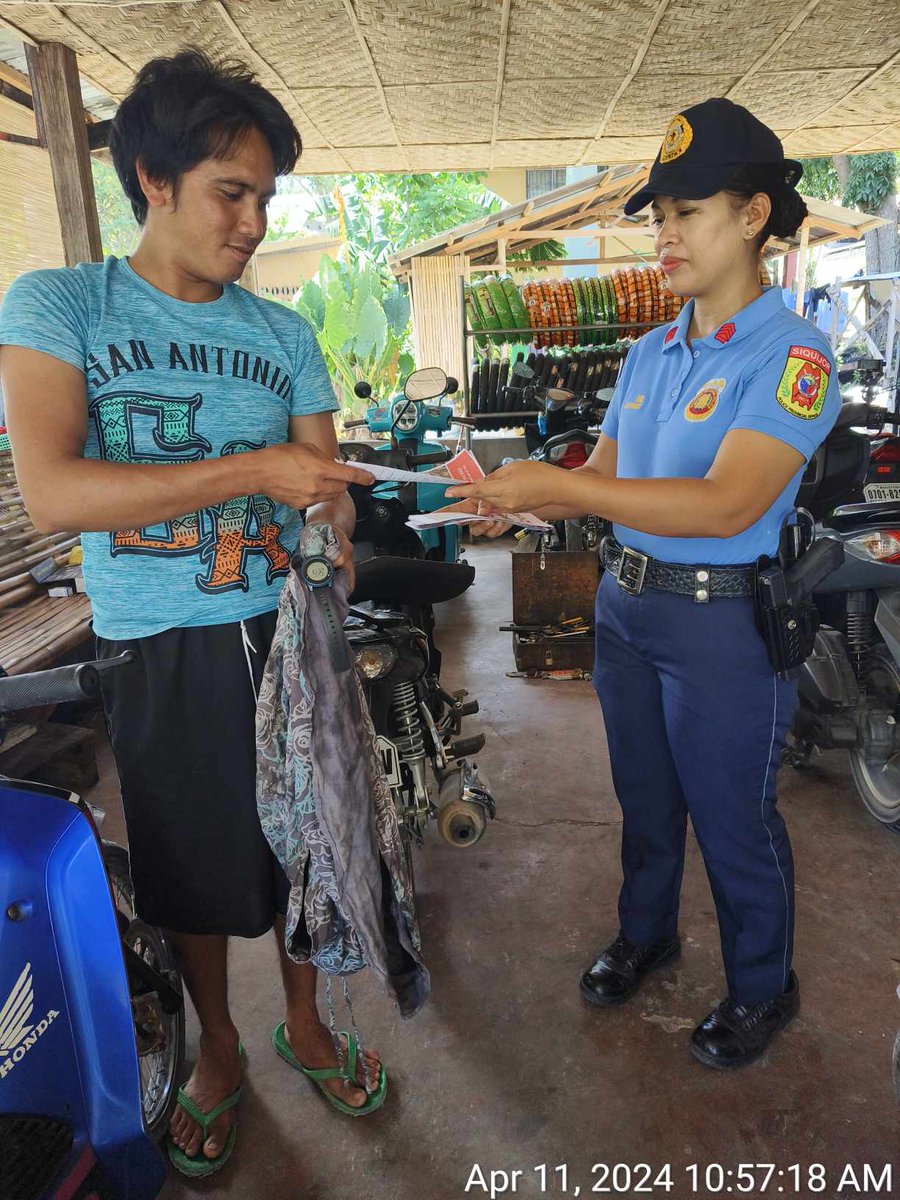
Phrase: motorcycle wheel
[
  {"left": 848, "top": 647, "right": 900, "bottom": 832},
  {"left": 103, "top": 842, "right": 186, "bottom": 1141}
]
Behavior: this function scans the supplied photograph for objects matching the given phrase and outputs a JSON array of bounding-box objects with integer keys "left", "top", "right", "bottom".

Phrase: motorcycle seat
[
  {"left": 823, "top": 499, "right": 900, "bottom": 531},
  {"left": 832, "top": 401, "right": 871, "bottom": 431},
  {"left": 350, "top": 556, "right": 475, "bottom": 606}
]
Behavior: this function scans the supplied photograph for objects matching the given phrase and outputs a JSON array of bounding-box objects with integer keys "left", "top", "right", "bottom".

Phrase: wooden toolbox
[{"left": 510, "top": 548, "right": 599, "bottom": 673}]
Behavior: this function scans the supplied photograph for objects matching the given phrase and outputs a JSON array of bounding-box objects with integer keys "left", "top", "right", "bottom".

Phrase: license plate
[
  {"left": 864, "top": 484, "right": 900, "bottom": 502},
  {"left": 375, "top": 736, "right": 403, "bottom": 788}
]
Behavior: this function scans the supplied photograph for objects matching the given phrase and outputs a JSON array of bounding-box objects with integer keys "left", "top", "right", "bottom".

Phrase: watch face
[{"left": 304, "top": 558, "right": 332, "bottom": 584}]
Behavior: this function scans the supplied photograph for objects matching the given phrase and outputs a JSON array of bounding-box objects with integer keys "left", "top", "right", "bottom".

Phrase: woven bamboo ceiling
[{"left": 0, "top": 0, "right": 899, "bottom": 173}]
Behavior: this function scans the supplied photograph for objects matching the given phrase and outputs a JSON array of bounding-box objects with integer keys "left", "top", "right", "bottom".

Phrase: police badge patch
[
  {"left": 685, "top": 379, "right": 725, "bottom": 422},
  {"left": 660, "top": 114, "right": 693, "bottom": 163},
  {"left": 776, "top": 345, "right": 831, "bottom": 419}
]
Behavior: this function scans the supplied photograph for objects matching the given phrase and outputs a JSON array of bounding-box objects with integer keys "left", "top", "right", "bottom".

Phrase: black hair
[
  {"left": 725, "top": 163, "right": 808, "bottom": 248},
  {"left": 109, "top": 47, "right": 302, "bottom": 225}
]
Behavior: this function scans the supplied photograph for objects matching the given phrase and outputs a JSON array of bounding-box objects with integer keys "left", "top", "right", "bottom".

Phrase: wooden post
[
  {"left": 25, "top": 42, "right": 102, "bottom": 266},
  {"left": 794, "top": 223, "right": 809, "bottom": 316}
]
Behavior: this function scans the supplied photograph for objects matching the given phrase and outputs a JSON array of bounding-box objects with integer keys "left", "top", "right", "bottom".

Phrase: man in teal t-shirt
[{"left": 0, "top": 48, "right": 384, "bottom": 1175}]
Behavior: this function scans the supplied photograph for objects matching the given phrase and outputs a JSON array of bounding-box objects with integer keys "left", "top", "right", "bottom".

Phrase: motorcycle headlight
[
  {"left": 353, "top": 643, "right": 399, "bottom": 680},
  {"left": 848, "top": 530, "right": 900, "bottom": 563}
]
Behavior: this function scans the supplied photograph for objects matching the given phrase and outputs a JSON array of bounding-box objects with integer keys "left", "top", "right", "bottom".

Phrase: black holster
[{"left": 754, "top": 529, "right": 844, "bottom": 680}]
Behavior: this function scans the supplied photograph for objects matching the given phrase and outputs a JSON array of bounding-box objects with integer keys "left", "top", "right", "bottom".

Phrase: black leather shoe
[
  {"left": 580, "top": 932, "right": 681, "bottom": 1007},
  {"left": 690, "top": 971, "right": 799, "bottom": 1069}
]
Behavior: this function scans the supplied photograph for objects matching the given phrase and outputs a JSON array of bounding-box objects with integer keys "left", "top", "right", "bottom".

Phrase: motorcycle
[
  {"left": 788, "top": 393, "right": 900, "bottom": 832},
  {"left": 341, "top": 367, "right": 475, "bottom": 564},
  {"left": 850, "top": 359, "right": 900, "bottom": 499},
  {"left": 335, "top": 369, "right": 495, "bottom": 848},
  {"left": 0, "top": 656, "right": 183, "bottom": 1200},
  {"left": 298, "top": 547, "right": 496, "bottom": 850}
]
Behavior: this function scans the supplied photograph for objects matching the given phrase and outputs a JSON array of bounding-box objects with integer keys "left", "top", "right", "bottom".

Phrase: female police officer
[{"left": 447, "top": 97, "right": 841, "bottom": 1069}]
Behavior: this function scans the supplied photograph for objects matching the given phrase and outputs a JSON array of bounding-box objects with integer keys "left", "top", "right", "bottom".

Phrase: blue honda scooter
[
  {"left": 341, "top": 367, "right": 475, "bottom": 563},
  {"left": 0, "top": 656, "right": 183, "bottom": 1200}
]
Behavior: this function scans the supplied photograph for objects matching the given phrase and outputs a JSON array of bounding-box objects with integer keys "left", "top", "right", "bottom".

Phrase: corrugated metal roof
[{"left": 0, "top": 28, "right": 118, "bottom": 120}]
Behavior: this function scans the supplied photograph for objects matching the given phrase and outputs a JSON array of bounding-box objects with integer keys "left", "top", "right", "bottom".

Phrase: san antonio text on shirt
[{"left": 85, "top": 339, "right": 294, "bottom": 402}]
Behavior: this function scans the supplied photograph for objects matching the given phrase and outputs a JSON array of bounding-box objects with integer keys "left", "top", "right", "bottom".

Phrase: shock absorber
[
  {"left": 391, "top": 681, "right": 428, "bottom": 805},
  {"left": 845, "top": 591, "right": 874, "bottom": 686}
]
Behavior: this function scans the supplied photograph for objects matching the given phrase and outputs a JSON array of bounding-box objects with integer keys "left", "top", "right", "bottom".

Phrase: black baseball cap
[{"left": 623, "top": 97, "right": 802, "bottom": 215}]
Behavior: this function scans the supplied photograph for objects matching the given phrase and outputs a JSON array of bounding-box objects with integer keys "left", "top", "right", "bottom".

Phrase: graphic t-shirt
[{"left": 0, "top": 257, "right": 338, "bottom": 639}]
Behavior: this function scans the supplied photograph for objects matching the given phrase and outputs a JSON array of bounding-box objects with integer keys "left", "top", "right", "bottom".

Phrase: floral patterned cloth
[{"left": 255, "top": 524, "right": 429, "bottom": 1017}]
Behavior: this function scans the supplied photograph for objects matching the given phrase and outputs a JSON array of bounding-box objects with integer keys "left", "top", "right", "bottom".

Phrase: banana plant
[{"left": 290, "top": 255, "right": 415, "bottom": 419}]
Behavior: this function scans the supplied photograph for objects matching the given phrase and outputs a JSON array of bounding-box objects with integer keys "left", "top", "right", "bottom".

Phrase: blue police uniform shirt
[
  {"left": 600, "top": 287, "right": 841, "bottom": 565},
  {"left": 0, "top": 256, "right": 338, "bottom": 640}
]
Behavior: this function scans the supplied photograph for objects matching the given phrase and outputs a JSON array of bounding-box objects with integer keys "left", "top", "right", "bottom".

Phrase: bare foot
[
  {"left": 285, "top": 1018, "right": 383, "bottom": 1108},
  {"left": 169, "top": 1027, "right": 242, "bottom": 1161}
]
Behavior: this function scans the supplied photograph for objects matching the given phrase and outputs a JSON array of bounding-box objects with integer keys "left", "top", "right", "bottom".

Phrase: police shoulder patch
[{"left": 776, "top": 344, "right": 831, "bottom": 420}]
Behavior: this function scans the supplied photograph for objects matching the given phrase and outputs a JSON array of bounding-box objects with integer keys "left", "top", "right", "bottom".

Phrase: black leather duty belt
[{"left": 600, "top": 536, "right": 756, "bottom": 603}]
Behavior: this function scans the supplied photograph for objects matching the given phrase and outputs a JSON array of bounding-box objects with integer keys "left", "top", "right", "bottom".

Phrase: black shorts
[{"left": 97, "top": 609, "right": 290, "bottom": 937}]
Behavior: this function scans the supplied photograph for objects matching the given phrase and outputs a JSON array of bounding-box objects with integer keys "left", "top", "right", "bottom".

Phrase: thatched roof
[
  {"left": 0, "top": 0, "right": 898, "bottom": 173},
  {"left": 388, "top": 168, "right": 888, "bottom": 277}
]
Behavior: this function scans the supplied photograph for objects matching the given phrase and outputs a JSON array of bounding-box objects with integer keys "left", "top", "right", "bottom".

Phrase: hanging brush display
[
  {"left": 465, "top": 265, "right": 682, "bottom": 349},
  {"left": 469, "top": 343, "right": 632, "bottom": 430}
]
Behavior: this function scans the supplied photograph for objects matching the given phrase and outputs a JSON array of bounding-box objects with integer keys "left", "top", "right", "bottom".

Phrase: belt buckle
[{"left": 616, "top": 545, "right": 648, "bottom": 596}]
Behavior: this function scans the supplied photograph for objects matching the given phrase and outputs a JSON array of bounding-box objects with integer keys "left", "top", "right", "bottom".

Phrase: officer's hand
[
  {"left": 256, "top": 442, "right": 374, "bottom": 509},
  {"left": 436, "top": 499, "right": 514, "bottom": 539},
  {"left": 446, "top": 460, "right": 557, "bottom": 513}
]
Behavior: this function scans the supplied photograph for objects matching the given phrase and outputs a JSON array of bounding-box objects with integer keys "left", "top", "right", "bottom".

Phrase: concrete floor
[{"left": 88, "top": 541, "right": 899, "bottom": 1200}]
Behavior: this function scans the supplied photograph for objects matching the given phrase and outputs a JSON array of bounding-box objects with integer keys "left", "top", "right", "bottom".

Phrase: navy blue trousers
[{"left": 593, "top": 572, "right": 798, "bottom": 1006}]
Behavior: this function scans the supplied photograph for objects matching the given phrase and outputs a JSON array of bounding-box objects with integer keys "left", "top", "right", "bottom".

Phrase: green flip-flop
[
  {"left": 167, "top": 1044, "right": 245, "bottom": 1179},
  {"left": 272, "top": 1021, "right": 387, "bottom": 1117}
]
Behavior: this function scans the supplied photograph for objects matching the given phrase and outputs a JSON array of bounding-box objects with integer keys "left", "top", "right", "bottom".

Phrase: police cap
[{"left": 623, "top": 97, "right": 803, "bottom": 216}]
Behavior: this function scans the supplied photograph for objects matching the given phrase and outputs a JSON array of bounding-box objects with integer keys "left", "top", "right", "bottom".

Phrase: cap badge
[{"left": 660, "top": 114, "right": 693, "bottom": 164}]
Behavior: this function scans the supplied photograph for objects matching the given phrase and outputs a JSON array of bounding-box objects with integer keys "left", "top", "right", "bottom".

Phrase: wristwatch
[{"left": 297, "top": 547, "right": 351, "bottom": 674}]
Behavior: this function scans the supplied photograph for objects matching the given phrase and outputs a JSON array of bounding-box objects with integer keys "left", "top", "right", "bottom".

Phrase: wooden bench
[
  {"left": 0, "top": 443, "right": 98, "bottom": 784},
  {"left": 0, "top": 445, "right": 92, "bottom": 676}
]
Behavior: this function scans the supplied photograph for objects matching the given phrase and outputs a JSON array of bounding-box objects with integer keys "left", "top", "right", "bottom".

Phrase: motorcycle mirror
[
  {"left": 354, "top": 381, "right": 373, "bottom": 400},
  {"left": 404, "top": 367, "right": 448, "bottom": 402},
  {"left": 445, "top": 376, "right": 459, "bottom": 395},
  {"left": 545, "top": 387, "right": 576, "bottom": 411}
]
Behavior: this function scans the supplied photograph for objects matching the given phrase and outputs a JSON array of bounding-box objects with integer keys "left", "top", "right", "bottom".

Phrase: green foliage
[
  {"left": 797, "top": 157, "right": 840, "bottom": 203},
  {"left": 798, "top": 153, "right": 897, "bottom": 214},
  {"left": 844, "top": 153, "right": 898, "bottom": 214},
  {"left": 265, "top": 207, "right": 306, "bottom": 241},
  {"left": 290, "top": 255, "right": 414, "bottom": 417},
  {"left": 508, "top": 239, "right": 566, "bottom": 264},
  {"left": 91, "top": 158, "right": 140, "bottom": 258},
  {"left": 295, "top": 171, "right": 501, "bottom": 270}
]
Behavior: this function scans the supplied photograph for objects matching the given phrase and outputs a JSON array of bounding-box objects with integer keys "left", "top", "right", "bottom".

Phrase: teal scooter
[{"left": 341, "top": 367, "right": 474, "bottom": 563}]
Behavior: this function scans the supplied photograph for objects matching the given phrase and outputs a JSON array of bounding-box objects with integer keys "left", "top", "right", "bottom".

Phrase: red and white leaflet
[{"left": 443, "top": 449, "right": 485, "bottom": 483}]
